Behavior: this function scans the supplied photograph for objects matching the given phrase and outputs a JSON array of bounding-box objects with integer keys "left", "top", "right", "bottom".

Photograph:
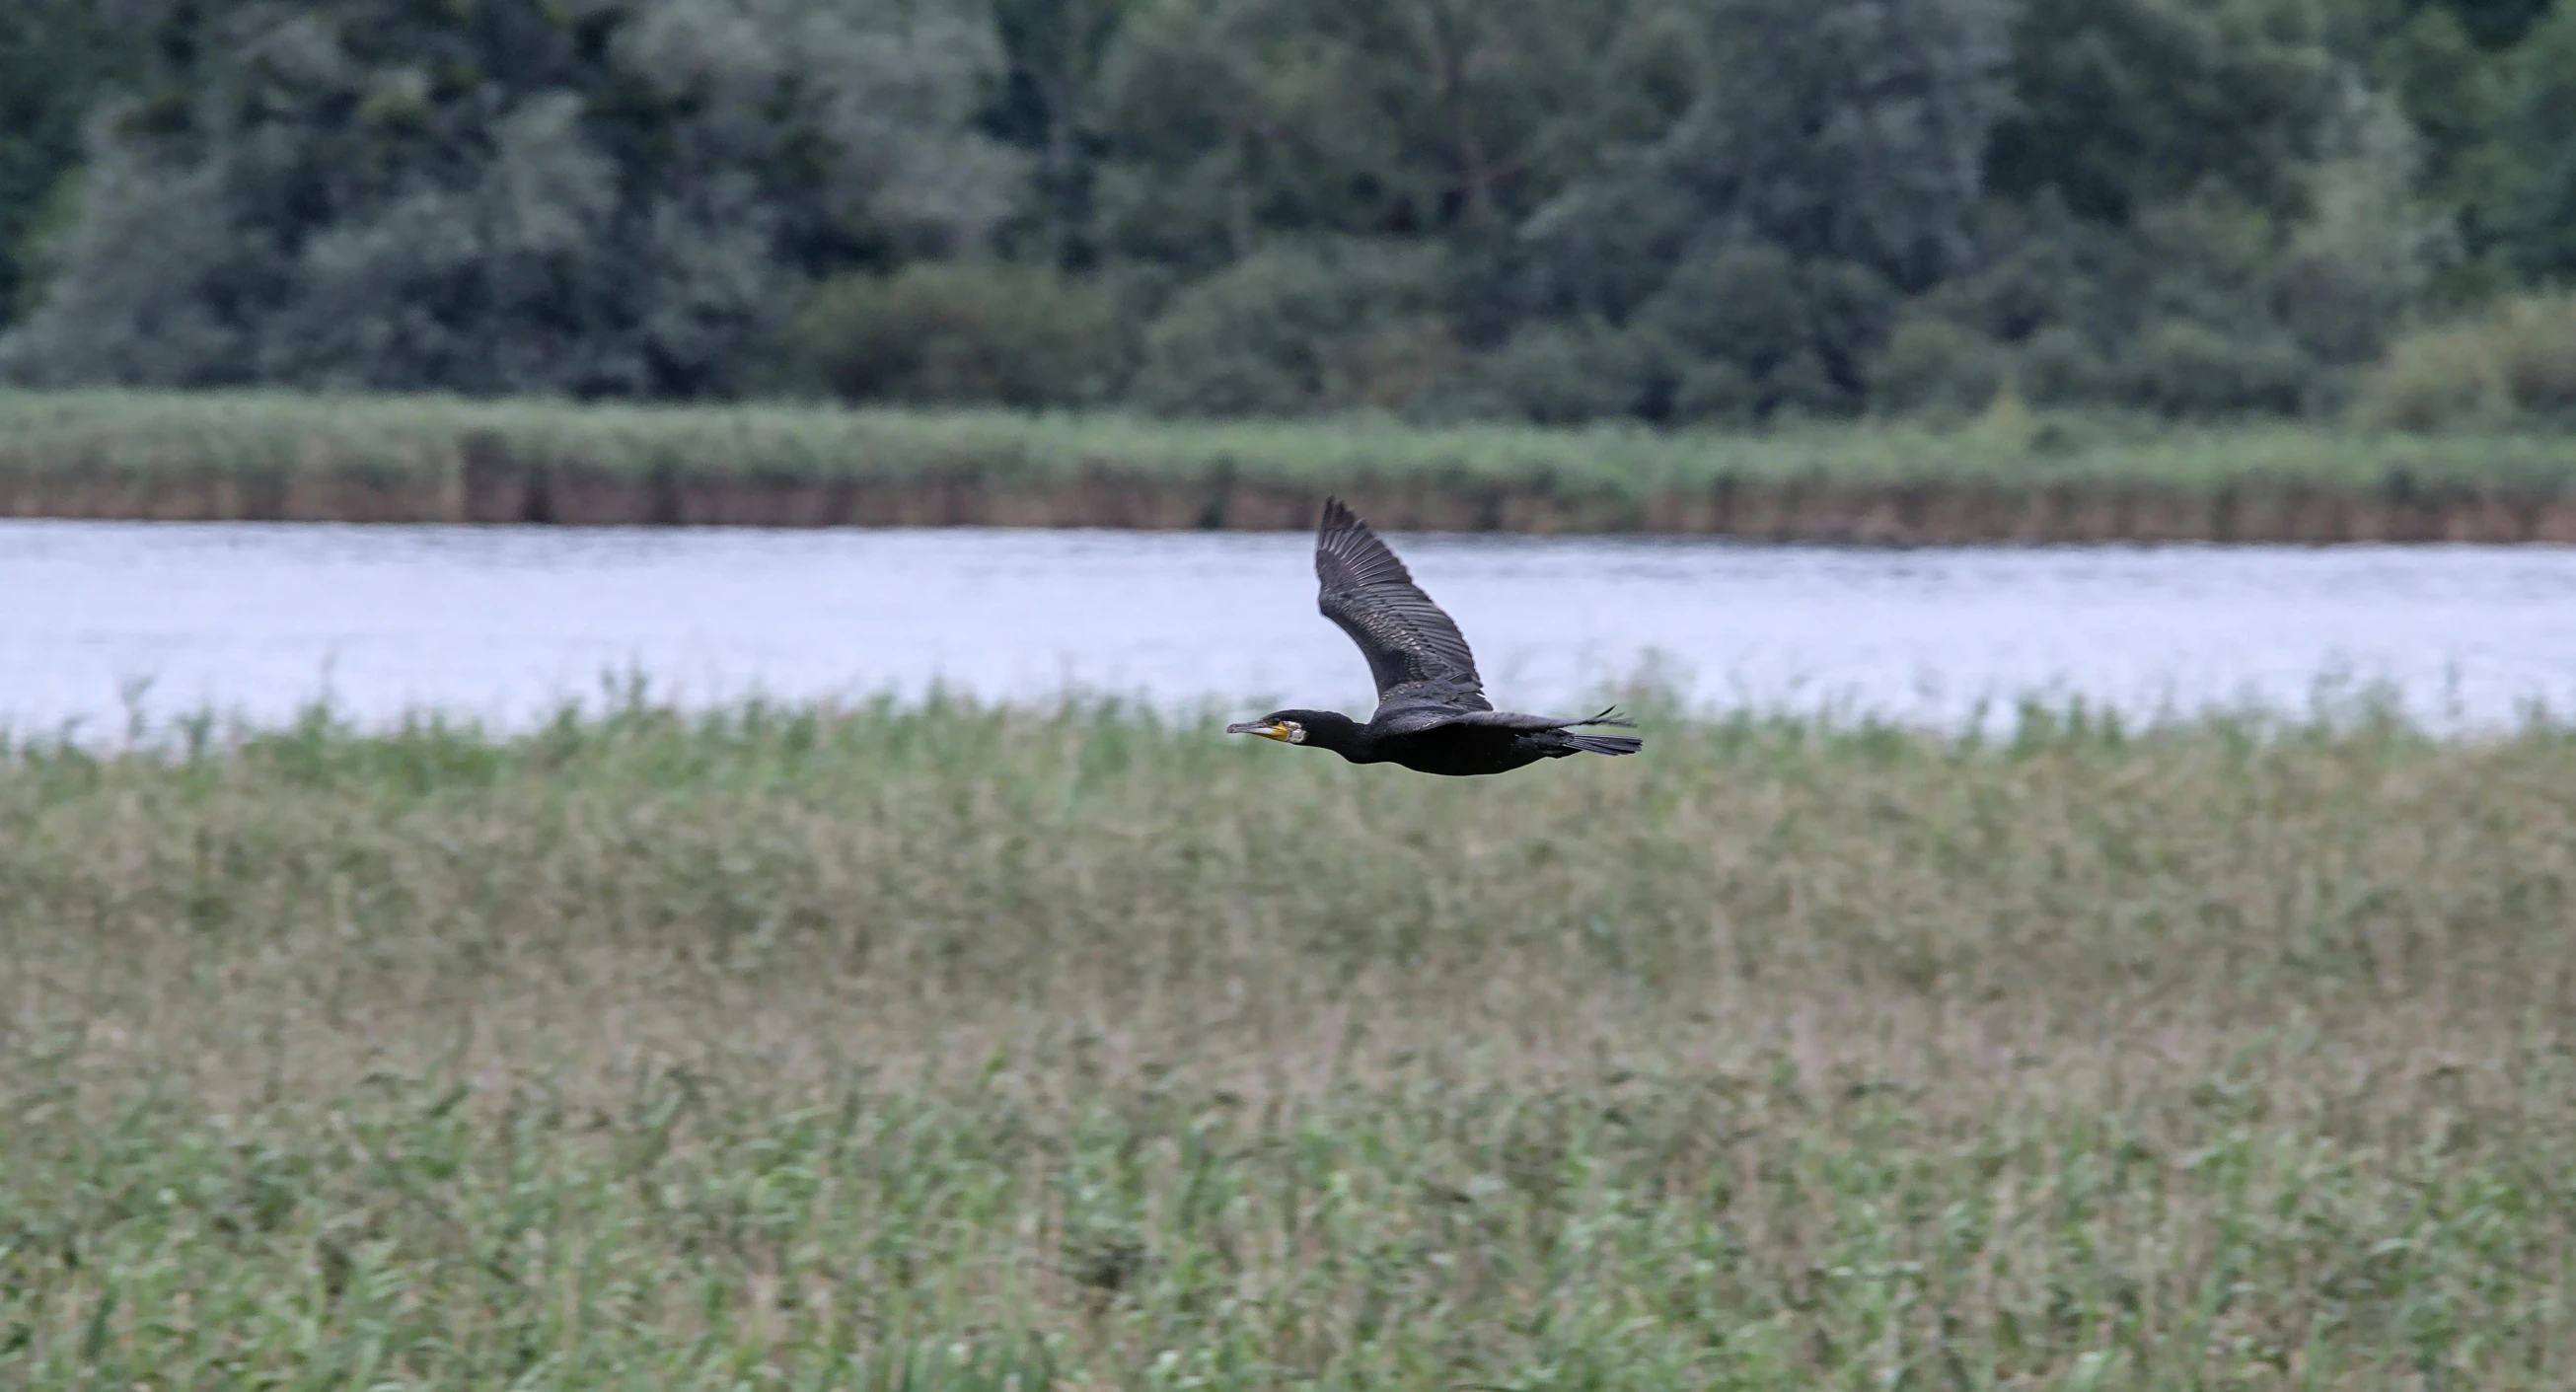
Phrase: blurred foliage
[
  {"left": 1133, "top": 238, "right": 1459, "bottom": 417},
  {"left": 0, "top": 0, "right": 2569, "bottom": 425},
  {"left": 0, "top": 0, "right": 127, "bottom": 321},
  {"left": 1990, "top": 0, "right": 2340, "bottom": 225},
  {"left": 1873, "top": 318, "right": 2012, "bottom": 418},
  {"left": 784, "top": 261, "right": 1127, "bottom": 407},
  {"left": 0, "top": 0, "right": 1021, "bottom": 397},
  {"left": 2355, "top": 290, "right": 2576, "bottom": 429}
]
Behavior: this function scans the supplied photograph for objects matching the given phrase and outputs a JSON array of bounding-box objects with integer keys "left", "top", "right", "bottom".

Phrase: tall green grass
[
  {"left": 5, "top": 386, "right": 2575, "bottom": 499},
  {"left": 7, "top": 697, "right": 2576, "bottom": 1387}
]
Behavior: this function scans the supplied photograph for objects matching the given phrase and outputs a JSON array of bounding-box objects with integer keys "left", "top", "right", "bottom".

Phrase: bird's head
[{"left": 1225, "top": 709, "right": 1353, "bottom": 749}]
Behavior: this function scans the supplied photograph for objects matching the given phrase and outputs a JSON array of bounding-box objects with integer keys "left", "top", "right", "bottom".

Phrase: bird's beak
[{"left": 1227, "top": 720, "right": 1292, "bottom": 742}]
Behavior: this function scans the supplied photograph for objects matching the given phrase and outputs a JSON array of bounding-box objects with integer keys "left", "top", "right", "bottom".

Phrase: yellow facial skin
[{"left": 1226, "top": 720, "right": 1301, "bottom": 743}]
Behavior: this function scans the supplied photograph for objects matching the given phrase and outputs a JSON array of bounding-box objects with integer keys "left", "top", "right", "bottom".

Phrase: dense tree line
[{"left": 0, "top": 0, "right": 2570, "bottom": 423}]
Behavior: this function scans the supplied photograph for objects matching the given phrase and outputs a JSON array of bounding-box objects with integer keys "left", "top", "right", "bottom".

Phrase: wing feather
[
  {"left": 1370, "top": 705, "right": 1637, "bottom": 736},
  {"left": 1313, "top": 497, "right": 1491, "bottom": 711}
]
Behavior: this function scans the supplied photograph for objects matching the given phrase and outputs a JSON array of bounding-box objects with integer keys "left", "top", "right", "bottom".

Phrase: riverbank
[
  {"left": 7, "top": 698, "right": 2576, "bottom": 1383},
  {"left": 6, "top": 388, "right": 2575, "bottom": 542}
]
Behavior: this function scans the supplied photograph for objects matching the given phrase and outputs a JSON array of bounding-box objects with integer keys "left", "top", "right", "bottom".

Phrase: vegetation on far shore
[
  {"left": 8, "top": 0, "right": 2576, "bottom": 441},
  {"left": 6, "top": 388, "right": 2576, "bottom": 506},
  {"left": 7, "top": 696, "right": 2576, "bottom": 1386}
]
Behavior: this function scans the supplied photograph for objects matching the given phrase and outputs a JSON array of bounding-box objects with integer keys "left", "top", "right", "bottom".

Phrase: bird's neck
[{"left": 1304, "top": 712, "right": 1375, "bottom": 762}]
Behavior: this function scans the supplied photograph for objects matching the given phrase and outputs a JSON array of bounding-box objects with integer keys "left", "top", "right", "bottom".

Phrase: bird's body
[{"left": 1227, "top": 499, "right": 1643, "bottom": 775}]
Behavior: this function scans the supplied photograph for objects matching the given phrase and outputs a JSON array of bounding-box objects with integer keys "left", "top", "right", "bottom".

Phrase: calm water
[{"left": 8, "top": 520, "right": 2576, "bottom": 736}]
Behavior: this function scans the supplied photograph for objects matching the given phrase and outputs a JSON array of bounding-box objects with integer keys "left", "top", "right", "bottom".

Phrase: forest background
[{"left": 3, "top": 0, "right": 2573, "bottom": 434}]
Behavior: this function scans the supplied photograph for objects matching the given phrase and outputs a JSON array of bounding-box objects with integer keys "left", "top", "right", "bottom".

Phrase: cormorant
[{"left": 1226, "top": 498, "right": 1643, "bottom": 776}]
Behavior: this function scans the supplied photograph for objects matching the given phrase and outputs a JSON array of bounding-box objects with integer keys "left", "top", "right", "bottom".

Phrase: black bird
[{"left": 1226, "top": 498, "right": 1643, "bottom": 775}]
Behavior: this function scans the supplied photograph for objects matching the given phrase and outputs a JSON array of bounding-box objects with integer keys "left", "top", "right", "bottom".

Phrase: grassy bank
[
  {"left": 7, "top": 697, "right": 2576, "bottom": 1386},
  {"left": 5, "top": 388, "right": 2576, "bottom": 539}
]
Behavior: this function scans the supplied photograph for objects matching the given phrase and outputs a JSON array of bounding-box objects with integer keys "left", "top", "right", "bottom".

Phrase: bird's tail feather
[
  {"left": 1563, "top": 732, "right": 1643, "bottom": 757},
  {"left": 1575, "top": 705, "right": 1637, "bottom": 728}
]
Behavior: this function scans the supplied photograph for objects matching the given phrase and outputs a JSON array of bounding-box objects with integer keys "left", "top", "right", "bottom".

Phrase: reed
[
  {"left": 5, "top": 696, "right": 2574, "bottom": 1386},
  {"left": 5, "top": 386, "right": 2573, "bottom": 503}
]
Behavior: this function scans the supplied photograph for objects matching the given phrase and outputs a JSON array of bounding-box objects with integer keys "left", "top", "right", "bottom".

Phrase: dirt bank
[{"left": 6, "top": 464, "right": 2575, "bottom": 543}]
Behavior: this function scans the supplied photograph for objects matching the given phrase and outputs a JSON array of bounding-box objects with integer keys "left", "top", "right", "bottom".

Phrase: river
[{"left": 8, "top": 520, "right": 2576, "bottom": 737}]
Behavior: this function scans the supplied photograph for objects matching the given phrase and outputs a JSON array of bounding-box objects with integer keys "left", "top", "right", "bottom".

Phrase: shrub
[
  {"left": 2121, "top": 320, "right": 2313, "bottom": 417},
  {"left": 1870, "top": 318, "right": 2007, "bottom": 416},
  {"left": 785, "top": 262, "right": 1127, "bottom": 408},
  {"left": 2273, "top": 245, "right": 2406, "bottom": 366},
  {"left": 2018, "top": 324, "right": 2113, "bottom": 405},
  {"left": 1449, "top": 320, "right": 1661, "bottom": 426},
  {"left": 2497, "top": 295, "right": 2576, "bottom": 418},
  {"left": 2352, "top": 293, "right": 2576, "bottom": 431},
  {"left": 1638, "top": 243, "right": 1812, "bottom": 375},
  {"left": 1670, "top": 359, "right": 1760, "bottom": 426},
  {"left": 1131, "top": 240, "right": 1458, "bottom": 418},
  {"left": 1913, "top": 203, "right": 2135, "bottom": 348},
  {"left": 2271, "top": 85, "right": 2449, "bottom": 369},
  {"left": 2355, "top": 323, "right": 2504, "bottom": 431},
  {"left": 1633, "top": 243, "right": 1892, "bottom": 421}
]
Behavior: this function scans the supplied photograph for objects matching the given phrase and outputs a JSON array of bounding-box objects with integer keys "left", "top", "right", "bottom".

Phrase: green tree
[
  {"left": 1989, "top": 0, "right": 2341, "bottom": 224},
  {"left": 1525, "top": 0, "right": 2011, "bottom": 315},
  {"left": 785, "top": 261, "right": 1128, "bottom": 406},
  {"left": 984, "top": 0, "right": 1135, "bottom": 268},
  {"left": 0, "top": 0, "right": 1021, "bottom": 397},
  {"left": 1086, "top": 0, "right": 1694, "bottom": 268},
  {"left": 0, "top": 0, "right": 2546, "bottom": 421},
  {"left": 2487, "top": 1, "right": 2576, "bottom": 278},
  {"left": 1511, "top": 0, "right": 2009, "bottom": 417},
  {"left": 0, "top": 0, "right": 129, "bottom": 323},
  {"left": 1133, "top": 238, "right": 1457, "bottom": 415}
]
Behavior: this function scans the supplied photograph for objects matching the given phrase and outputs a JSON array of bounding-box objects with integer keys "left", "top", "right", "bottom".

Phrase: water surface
[{"left": 8, "top": 521, "right": 2576, "bottom": 735}]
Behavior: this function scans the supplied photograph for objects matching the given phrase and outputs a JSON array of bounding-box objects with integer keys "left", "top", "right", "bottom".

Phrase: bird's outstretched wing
[
  {"left": 1314, "top": 497, "right": 1492, "bottom": 712},
  {"left": 1371, "top": 704, "right": 1638, "bottom": 737},
  {"left": 1440, "top": 705, "right": 1635, "bottom": 731}
]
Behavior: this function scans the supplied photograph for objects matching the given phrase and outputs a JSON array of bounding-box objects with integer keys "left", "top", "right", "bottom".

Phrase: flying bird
[{"left": 1226, "top": 498, "right": 1643, "bottom": 775}]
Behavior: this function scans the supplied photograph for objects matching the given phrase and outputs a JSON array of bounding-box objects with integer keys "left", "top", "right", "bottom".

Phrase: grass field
[
  {"left": 6, "top": 696, "right": 2576, "bottom": 1387},
  {"left": 5, "top": 386, "right": 2576, "bottom": 504}
]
